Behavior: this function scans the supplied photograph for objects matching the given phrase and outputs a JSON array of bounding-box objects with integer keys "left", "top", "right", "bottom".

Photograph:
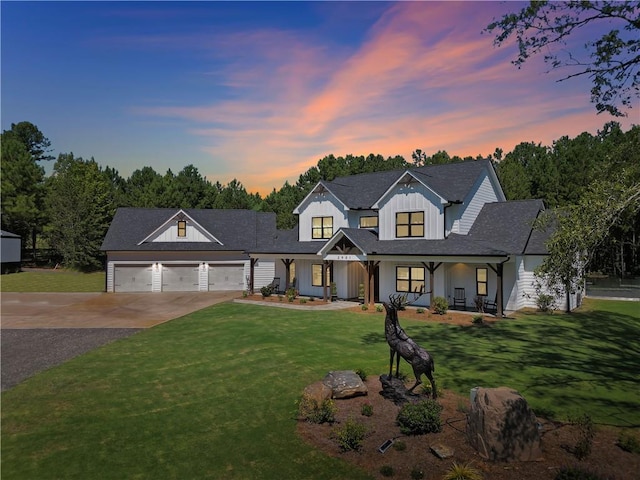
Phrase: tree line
[{"left": 1, "top": 120, "right": 638, "bottom": 278}]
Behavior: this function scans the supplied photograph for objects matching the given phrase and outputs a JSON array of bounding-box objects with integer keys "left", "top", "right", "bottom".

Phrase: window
[
  {"left": 476, "top": 268, "right": 488, "bottom": 296},
  {"left": 177, "top": 220, "right": 187, "bottom": 237},
  {"left": 396, "top": 211, "right": 424, "bottom": 238},
  {"left": 312, "top": 264, "right": 332, "bottom": 287},
  {"left": 359, "top": 216, "right": 378, "bottom": 228},
  {"left": 396, "top": 266, "right": 425, "bottom": 293},
  {"left": 312, "top": 216, "right": 333, "bottom": 239}
]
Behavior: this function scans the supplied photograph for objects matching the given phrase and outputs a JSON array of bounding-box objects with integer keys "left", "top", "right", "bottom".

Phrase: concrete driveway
[{"left": 1, "top": 291, "right": 239, "bottom": 391}]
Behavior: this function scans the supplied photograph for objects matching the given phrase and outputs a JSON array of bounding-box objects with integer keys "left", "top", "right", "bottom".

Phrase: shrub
[
  {"left": 618, "top": 429, "right": 640, "bottom": 453},
  {"left": 536, "top": 292, "right": 556, "bottom": 313},
  {"left": 299, "top": 298, "right": 307, "bottom": 304},
  {"left": 410, "top": 467, "right": 424, "bottom": 480},
  {"left": 392, "top": 440, "right": 406, "bottom": 451},
  {"left": 554, "top": 466, "right": 613, "bottom": 480},
  {"left": 298, "top": 395, "right": 336, "bottom": 424},
  {"left": 376, "top": 304, "right": 384, "bottom": 312},
  {"left": 472, "top": 314, "right": 484, "bottom": 325},
  {"left": 286, "top": 287, "right": 297, "bottom": 302},
  {"left": 260, "top": 285, "right": 273, "bottom": 298},
  {"left": 473, "top": 296, "right": 485, "bottom": 312},
  {"left": 361, "top": 304, "right": 369, "bottom": 311},
  {"left": 355, "top": 368, "right": 367, "bottom": 381},
  {"left": 331, "top": 418, "right": 367, "bottom": 452},
  {"left": 431, "top": 296, "right": 448, "bottom": 315},
  {"left": 396, "top": 399, "right": 443, "bottom": 435},
  {"left": 416, "top": 307, "right": 425, "bottom": 314},
  {"left": 569, "top": 412, "right": 595, "bottom": 460},
  {"left": 242, "top": 290, "right": 248, "bottom": 298},
  {"left": 379, "top": 465, "right": 394, "bottom": 477},
  {"left": 442, "top": 462, "right": 483, "bottom": 480},
  {"left": 361, "top": 403, "right": 373, "bottom": 417}
]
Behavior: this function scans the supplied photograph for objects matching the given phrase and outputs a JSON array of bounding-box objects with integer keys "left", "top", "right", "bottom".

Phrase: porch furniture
[
  {"left": 268, "top": 277, "right": 281, "bottom": 294},
  {"left": 453, "top": 288, "right": 466, "bottom": 310},
  {"left": 484, "top": 294, "right": 498, "bottom": 313}
]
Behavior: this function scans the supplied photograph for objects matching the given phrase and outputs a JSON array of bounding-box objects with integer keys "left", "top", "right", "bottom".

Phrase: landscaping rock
[
  {"left": 430, "top": 443, "right": 454, "bottom": 459},
  {"left": 379, "top": 374, "right": 413, "bottom": 406},
  {"left": 322, "top": 370, "right": 368, "bottom": 399},
  {"left": 466, "top": 386, "right": 542, "bottom": 462},
  {"left": 303, "top": 381, "right": 332, "bottom": 404}
]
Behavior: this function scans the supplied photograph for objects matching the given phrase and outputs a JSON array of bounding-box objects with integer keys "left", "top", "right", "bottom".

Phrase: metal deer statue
[{"left": 383, "top": 293, "right": 437, "bottom": 398}]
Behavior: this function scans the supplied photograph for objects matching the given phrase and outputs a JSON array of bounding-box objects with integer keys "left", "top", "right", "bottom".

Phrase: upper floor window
[
  {"left": 177, "top": 220, "right": 187, "bottom": 237},
  {"left": 312, "top": 216, "right": 333, "bottom": 239},
  {"left": 359, "top": 216, "right": 378, "bottom": 228},
  {"left": 476, "top": 268, "right": 488, "bottom": 296},
  {"left": 396, "top": 266, "right": 425, "bottom": 293},
  {"left": 396, "top": 211, "right": 424, "bottom": 238}
]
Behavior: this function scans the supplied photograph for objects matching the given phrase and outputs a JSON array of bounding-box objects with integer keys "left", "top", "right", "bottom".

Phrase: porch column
[
  {"left": 367, "top": 261, "right": 379, "bottom": 307},
  {"left": 250, "top": 258, "right": 258, "bottom": 294},
  {"left": 423, "top": 262, "right": 442, "bottom": 307},
  {"left": 358, "top": 261, "right": 370, "bottom": 305},
  {"left": 281, "top": 258, "right": 294, "bottom": 291},
  {"left": 488, "top": 262, "right": 505, "bottom": 317},
  {"left": 323, "top": 260, "right": 330, "bottom": 301}
]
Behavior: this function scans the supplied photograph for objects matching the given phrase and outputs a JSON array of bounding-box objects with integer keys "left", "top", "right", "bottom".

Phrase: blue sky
[{"left": 2, "top": 1, "right": 635, "bottom": 194}]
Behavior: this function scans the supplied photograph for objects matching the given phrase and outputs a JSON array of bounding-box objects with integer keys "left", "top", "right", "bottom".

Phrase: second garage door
[
  {"left": 114, "top": 265, "right": 152, "bottom": 292},
  {"left": 209, "top": 265, "right": 245, "bottom": 291},
  {"left": 162, "top": 265, "right": 199, "bottom": 291}
]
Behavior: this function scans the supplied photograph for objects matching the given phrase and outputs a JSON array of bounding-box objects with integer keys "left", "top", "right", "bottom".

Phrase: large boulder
[
  {"left": 302, "top": 381, "right": 332, "bottom": 405},
  {"left": 466, "top": 387, "right": 542, "bottom": 462},
  {"left": 322, "top": 370, "right": 368, "bottom": 399}
]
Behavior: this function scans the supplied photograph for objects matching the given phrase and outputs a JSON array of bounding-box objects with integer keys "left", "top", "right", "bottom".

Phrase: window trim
[
  {"left": 395, "top": 211, "right": 424, "bottom": 238},
  {"left": 312, "top": 263, "right": 332, "bottom": 287},
  {"left": 177, "top": 220, "right": 187, "bottom": 237},
  {"left": 311, "top": 216, "right": 333, "bottom": 239},
  {"left": 476, "top": 267, "right": 488, "bottom": 296},
  {"left": 396, "top": 266, "right": 425, "bottom": 293}
]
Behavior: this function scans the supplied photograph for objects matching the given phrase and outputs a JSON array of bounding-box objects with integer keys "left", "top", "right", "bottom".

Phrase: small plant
[
  {"left": 431, "top": 296, "right": 448, "bottom": 315},
  {"left": 473, "top": 296, "right": 485, "bottom": 313},
  {"left": 375, "top": 304, "right": 383, "bottom": 312},
  {"left": 358, "top": 283, "right": 365, "bottom": 302},
  {"left": 410, "top": 466, "right": 425, "bottom": 480},
  {"left": 392, "top": 440, "right": 406, "bottom": 451},
  {"left": 472, "top": 314, "right": 484, "bottom": 325},
  {"left": 330, "top": 282, "right": 337, "bottom": 299},
  {"left": 442, "top": 461, "right": 483, "bottom": 480},
  {"left": 298, "top": 395, "right": 337, "bottom": 424},
  {"left": 260, "top": 285, "right": 273, "bottom": 298},
  {"left": 396, "top": 399, "right": 443, "bottom": 435},
  {"left": 242, "top": 290, "right": 248, "bottom": 298},
  {"left": 536, "top": 292, "right": 556, "bottom": 313},
  {"left": 355, "top": 368, "right": 367, "bottom": 381},
  {"left": 361, "top": 304, "right": 369, "bottom": 311},
  {"left": 617, "top": 429, "right": 640, "bottom": 453},
  {"left": 286, "top": 287, "right": 297, "bottom": 302},
  {"left": 554, "top": 465, "right": 611, "bottom": 480},
  {"left": 379, "top": 465, "right": 394, "bottom": 477},
  {"left": 361, "top": 403, "right": 373, "bottom": 417},
  {"left": 416, "top": 307, "right": 425, "bottom": 314},
  {"left": 568, "top": 412, "right": 595, "bottom": 460},
  {"left": 331, "top": 417, "right": 367, "bottom": 452},
  {"left": 299, "top": 298, "right": 307, "bottom": 304}
]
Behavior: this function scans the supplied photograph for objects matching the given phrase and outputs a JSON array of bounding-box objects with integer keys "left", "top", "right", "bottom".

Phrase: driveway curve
[{"left": 1, "top": 291, "right": 238, "bottom": 391}]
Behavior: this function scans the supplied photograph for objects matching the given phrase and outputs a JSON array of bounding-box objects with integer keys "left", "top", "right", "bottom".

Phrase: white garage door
[
  {"left": 162, "top": 265, "right": 199, "bottom": 292},
  {"left": 114, "top": 265, "right": 152, "bottom": 292},
  {"left": 208, "top": 265, "right": 245, "bottom": 291}
]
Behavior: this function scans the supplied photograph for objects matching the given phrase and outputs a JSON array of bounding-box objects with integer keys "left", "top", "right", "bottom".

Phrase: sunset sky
[{"left": 2, "top": 1, "right": 635, "bottom": 195}]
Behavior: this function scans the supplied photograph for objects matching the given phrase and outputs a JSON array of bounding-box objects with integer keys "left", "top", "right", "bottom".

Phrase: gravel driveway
[{"left": 1, "top": 291, "right": 238, "bottom": 391}]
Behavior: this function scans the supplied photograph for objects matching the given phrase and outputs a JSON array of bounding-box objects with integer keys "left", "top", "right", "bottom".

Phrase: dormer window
[
  {"left": 396, "top": 211, "right": 424, "bottom": 238},
  {"left": 177, "top": 220, "right": 187, "bottom": 237},
  {"left": 359, "top": 216, "right": 378, "bottom": 229},
  {"left": 312, "top": 216, "right": 333, "bottom": 239}
]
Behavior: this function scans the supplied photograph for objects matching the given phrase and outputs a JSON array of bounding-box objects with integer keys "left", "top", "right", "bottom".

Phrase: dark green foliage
[
  {"left": 617, "top": 430, "right": 640, "bottom": 454},
  {"left": 355, "top": 368, "right": 367, "bottom": 381},
  {"left": 431, "top": 296, "right": 449, "bottom": 315},
  {"left": 331, "top": 418, "right": 367, "bottom": 451},
  {"left": 392, "top": 440, "right": 406, "bottom": 451},
  {"left": 396, "top": 400, "right": 443, "bottom": 435},
  {"left": 379, "top": 465, "right": 394, "bottom": 477},
  {"left": 410, "top": 466, "right": 425, "bottom": 480},
  {"left": 554, "top": 466, "right": 614, "bottom": 480},
  {"left": 298, "top": 396, "right": 336, "bottom": 424},
  {"left": 569, "top": 413, "right": 595, "bottom": 460},
  {"left": 360, "top": 403, "right": 373, "bottom": 417},
  {"left": 260, "top": 285, "right": 273, "bottom": 297}
]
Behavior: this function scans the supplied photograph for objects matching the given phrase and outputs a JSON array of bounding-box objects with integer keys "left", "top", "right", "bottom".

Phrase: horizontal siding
[{"left": 459, "top": 172, "right": 500, "bottom": 234}]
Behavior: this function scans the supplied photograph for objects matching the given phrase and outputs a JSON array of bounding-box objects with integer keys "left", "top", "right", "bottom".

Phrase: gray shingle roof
[
  {"left": 101, "top": 208, "right": 277, "bottom": 252},
  {"left": 321, "top": 159, "right": 494, "bottom": 209}
]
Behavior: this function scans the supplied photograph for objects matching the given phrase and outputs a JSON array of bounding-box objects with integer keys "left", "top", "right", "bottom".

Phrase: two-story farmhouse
[{"left": 101, "top": 160, "right": 581, "bottom": 314}]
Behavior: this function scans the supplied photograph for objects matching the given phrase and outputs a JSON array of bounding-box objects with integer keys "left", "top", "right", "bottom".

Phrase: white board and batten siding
[
  {"left": 297, "top": 193, "right": 348, "bottom": 242},
  {"left": 377, "top": 183, "right": 444, "bottom": 241},
  {"left": 149, "top": 223, "right": 216, "bottom": 243}
]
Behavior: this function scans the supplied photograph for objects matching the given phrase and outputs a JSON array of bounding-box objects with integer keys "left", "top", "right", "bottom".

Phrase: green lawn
[
  {"left": 0, "top": 270, "right": 106, "bottom": 292},
  {"left": 1, "top": 299, "right": 639, "bottom": 479}
]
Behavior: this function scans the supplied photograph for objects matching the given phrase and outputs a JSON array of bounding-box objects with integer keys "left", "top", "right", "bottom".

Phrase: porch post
[
  {"left": 496, "top": 262, "right": 504, "bottom": 318},
  {"left": 368, "top": 261, "right": 377, "bottom": 307},
  {"left": 323, "top": 260, "right": 329, "bottom": 301},
  {"left": 281, "top": 258, "right": 293, "bottom": 291},
  {"left": 358, "top": 261, "right": 370, "bottom": 305},
  {"left": 423, "top": 262, "right": 442, "bottom": 307},
  {"left": 250, "top": 258, "right": 258, "bottom": 294}
]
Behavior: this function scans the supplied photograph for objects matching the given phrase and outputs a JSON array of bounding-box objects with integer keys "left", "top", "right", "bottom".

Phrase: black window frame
[
  {"left": 476, "top": 267, "right": 488, "bottom": 296},
  {"left": 177, "top": 220, "right": 187, "bottom": 237},
  {"left": 311, "top": 216, "right": 333, "bottom": 239},
  {"left": 395, "top": 211, "right": 424, "bottom": 238},
  {"left": 396, "top": 266, "right": 425, "bottom": 293},
  {"left": 359, "top": 216, "right": 379, "bottom": 228}
]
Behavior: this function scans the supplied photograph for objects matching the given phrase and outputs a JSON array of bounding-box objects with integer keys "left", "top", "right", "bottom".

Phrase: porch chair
[
  {"left": 268, "top": 277, "right": 281, "bottom": 294},
  {"left": 453, "top": 288, "right": 466, "bottom": 310},
  {"left": 484, "top": 293, "right": 498, "bottom": 313}
]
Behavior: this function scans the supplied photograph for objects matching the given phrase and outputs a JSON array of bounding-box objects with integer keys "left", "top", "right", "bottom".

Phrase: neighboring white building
[
  {"left": 101, "top": 160, "right": 581, "bottom": 314},
  {"left": 1, "top": 230, "right": 21, "bottom": 274}
]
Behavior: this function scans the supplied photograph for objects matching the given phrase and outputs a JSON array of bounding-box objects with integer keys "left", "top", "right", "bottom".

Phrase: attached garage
[
  {"left": 162, "top": 265, "right": 199, "bottom": 291},
  {"left": 114, "top": 265, "right": 153, "bottom": 292},
  {"left": 208, "top": 264, "right": 245, "bottom": 291}
]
